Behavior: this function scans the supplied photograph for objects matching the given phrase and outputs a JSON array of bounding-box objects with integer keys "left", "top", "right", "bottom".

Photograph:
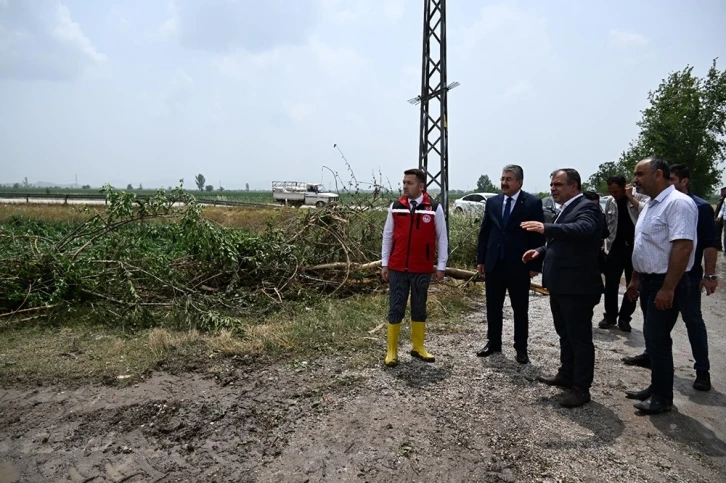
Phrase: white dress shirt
[
  {"left": 381, "top": 194, "right": 449, "bottom": 271},
  {"left": 632, "top": 185, "right": 698, "bottom": 274},
  {"left": 553, "top": 193, "right": 583, "bottom": 223}
]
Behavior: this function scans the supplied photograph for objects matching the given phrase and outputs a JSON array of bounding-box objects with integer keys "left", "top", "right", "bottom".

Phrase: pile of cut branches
[{"left": 0, "top": 183, "right": 394, "bottom": 329}]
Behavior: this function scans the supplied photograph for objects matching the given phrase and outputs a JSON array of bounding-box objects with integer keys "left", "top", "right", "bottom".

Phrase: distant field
[
  {"left": 0, "top": 187, "right": 501, "bottom": 204},
  {"left": 0, "top": 188, "right": 406, "bottom": 204}
]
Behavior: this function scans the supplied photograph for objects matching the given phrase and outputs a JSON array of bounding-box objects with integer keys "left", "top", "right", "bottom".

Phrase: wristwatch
[{"left": 703, "top": 275, "right": 718, "bottom": 281}]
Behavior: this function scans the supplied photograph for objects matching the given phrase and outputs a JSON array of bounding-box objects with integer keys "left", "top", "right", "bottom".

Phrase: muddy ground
[{"left": 2, "top": 262, "right": 726, "bottom": 482}]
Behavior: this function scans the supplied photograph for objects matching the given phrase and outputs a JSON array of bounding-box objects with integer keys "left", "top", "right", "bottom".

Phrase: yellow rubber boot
[
  {"left": 384, "top": 323, "right": 400, "bottom": 367},
  {"left": 410, "top": 321, "right": 435, "bottom": 362}
]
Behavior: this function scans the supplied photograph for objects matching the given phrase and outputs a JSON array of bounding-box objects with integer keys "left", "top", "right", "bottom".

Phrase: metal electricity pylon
[{"left": 408, "top": 0, "right": 459, "bottom": 224}]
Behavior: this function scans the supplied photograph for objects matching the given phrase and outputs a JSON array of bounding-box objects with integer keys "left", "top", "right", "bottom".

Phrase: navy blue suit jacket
[
  {"left": 477, "top": 191, "right": 545, "bottom": 273},
  {"left": 536, "top": 195, "right": 604, "bottom": 295}
]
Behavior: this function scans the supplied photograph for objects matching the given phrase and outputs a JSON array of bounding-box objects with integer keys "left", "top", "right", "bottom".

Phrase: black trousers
[
  {"left": 640, "top": 274, "right": 689, "bottom": 403},
  {"left": 549, "top": 293, "right": 601, "bottom": 391},
  {"left": 485, "top": 262, "right": 531, "bottom": 351},
  {"left": 603, "top": 243, "right": 636, "bottom": 322}
]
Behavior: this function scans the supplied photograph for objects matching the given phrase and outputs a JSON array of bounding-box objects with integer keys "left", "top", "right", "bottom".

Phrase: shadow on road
[
  {"left": 650, "top": 408, "right": 726, "bottom": 457},
  {"left": 388, "top": 360, "right": 452, "bottom": 389},
  {"left": 674, "top": 374, "right": 726, "bottom": 408},
  {"left": 536, "top": 400, "right": 625, "bottom": 449}
]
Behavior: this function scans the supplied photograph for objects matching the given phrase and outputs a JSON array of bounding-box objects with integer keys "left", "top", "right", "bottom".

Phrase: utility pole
[{"left": 409, "top": 0, "right": 459, "bottom": 225}]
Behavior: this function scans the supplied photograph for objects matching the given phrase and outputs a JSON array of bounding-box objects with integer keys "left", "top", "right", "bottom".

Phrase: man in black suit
[
  {"left": 476, "top": 165, "right": 545, "bottom": 364},
  {"left": 522, "top": 169, "right": 604, "bottom": 408}
]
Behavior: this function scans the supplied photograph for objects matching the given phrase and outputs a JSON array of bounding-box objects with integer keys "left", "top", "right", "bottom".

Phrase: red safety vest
[{"left": 387, "top": 193, "right": 439, "bottom": 273}]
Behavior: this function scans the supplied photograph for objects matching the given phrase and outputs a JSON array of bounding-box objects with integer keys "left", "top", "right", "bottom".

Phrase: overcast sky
[{"left": 1, "top": 0, "right": 724, "bottom": 192}]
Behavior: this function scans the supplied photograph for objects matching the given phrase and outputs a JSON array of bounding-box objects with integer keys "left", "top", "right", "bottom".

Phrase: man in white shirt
[{"left": 623, "top": 158, "right": 697, "bottom": 415}]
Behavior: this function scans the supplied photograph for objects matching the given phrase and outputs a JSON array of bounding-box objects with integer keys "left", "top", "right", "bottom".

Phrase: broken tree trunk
[{"left": 302, "top": 260, "right": 549, "bottom": 295}]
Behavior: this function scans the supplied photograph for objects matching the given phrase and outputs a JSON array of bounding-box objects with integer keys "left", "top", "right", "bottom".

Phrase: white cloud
[
  {"left": 144, "top": 68, "right": 194, "bottom": 117},
  {"left": 455, "top": 4, "right": 552, "bottom": 61},
  {"left": 608, "top": 29, "right": 649, "bottom": 48},
  {"left": 109, "top": 7, "right": 129, "bottom": 32},
  {"left": 286, "top": 102, "right": 316, "bottom": 122},
  {"left": 502, "top": 80, "right": 533, "bottom": 100},
  {"left": 319, "top": 0, "right": 405, "bottom": 23},
  {"left": 0, "top": 0, "right": 106, "bottom": 81},
  {"left": 159, "top": 0, "right": 178, "bottom": 39},
  {"left": 158, "top": 0, "right": 316, "bottom": 52}
]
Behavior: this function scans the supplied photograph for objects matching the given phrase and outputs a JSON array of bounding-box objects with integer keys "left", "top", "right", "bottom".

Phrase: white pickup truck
[{"left": 272, "top": 181, "right": 340, "bottom": 208}]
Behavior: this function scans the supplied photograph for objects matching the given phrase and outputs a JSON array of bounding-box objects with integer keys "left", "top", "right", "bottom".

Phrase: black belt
[{"left": 640, "top": 273, "right": 666, "bottom": 279}]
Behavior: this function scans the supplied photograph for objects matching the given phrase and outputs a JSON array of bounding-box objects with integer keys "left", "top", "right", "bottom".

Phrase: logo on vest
[{"left": 422, "top": 214, "right": 432, "bottom": 224}]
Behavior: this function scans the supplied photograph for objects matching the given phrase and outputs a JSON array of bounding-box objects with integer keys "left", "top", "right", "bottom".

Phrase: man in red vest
[{"left": 381, "top": 168, "right": 449, "bottom": 366}]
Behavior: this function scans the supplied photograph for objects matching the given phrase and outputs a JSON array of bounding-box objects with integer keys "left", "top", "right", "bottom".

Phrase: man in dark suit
[
  {"left": 522, "top": 169, "right": 604, "bottom": 408},
  {"left": 476, "top": 165, "right": 545, "bottom": 364}
]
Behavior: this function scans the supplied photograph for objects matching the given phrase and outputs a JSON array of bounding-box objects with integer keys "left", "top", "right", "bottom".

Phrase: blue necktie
[
  {"left": 502, "top": 197, "right": 512, "bottom": 227},
  {"left": 499, "top": 197, "right": 512, "bottom": 260}
]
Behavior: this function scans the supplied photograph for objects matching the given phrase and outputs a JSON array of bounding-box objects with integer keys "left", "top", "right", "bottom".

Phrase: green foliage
[
  {"left": 584, "top": 161, "right": 630, "bottom": 193},
  {"left": 476, "top": 175, "right": 497, "bottom": 193},
  {"left": 589, "top": 59, "right": 726, "bottom": 196}
]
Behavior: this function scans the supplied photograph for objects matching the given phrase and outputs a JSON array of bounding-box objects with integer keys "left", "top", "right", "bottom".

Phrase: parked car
[
  {"left": 542, "top": 196, "right": 561, "bottom": 223},
  {"left": 542, "top": 195, "right": 609, "bottom": 223},
  {"left": 453, "top": 192, "right": 498, "bottom": 216},
  {"left": 599, "top": 195, "right": 610, "bottom": 213}
]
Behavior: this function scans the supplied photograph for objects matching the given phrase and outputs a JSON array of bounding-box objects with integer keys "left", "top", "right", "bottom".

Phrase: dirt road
[{"left": 1, "top": 261, "right": 726, "bottom": 482}]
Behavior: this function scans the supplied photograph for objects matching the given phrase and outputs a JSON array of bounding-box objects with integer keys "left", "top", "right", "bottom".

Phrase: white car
[{"left": 453, "top": 192, "right": 498, "bottom": 216}]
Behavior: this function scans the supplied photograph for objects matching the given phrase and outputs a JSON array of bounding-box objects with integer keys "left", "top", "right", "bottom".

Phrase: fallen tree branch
[
  {"left": 0, "top": 304, "right": 58, "bottom": 319},
  {"left": 302, "top": 260, "right": 549, "bottom": 294},
  {"left": 303, "top": 260, "right": 382, "bottom": 271}
]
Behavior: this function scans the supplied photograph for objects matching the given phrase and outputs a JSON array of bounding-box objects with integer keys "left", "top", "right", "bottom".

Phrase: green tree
[
  {"left": 476, "top": 174, "right": 497, "bottom": 192},
  {"left": 195, "top": 174, "right": 206, "bottom": 191},
  {"left": 617, "top": 59, "right": 726, "bottom": 196},
  {"left": 205, "top": 184, "right": 214, "bottom": 192},
  {"left": 126, "top": 183, "right": 134, "bottom": 191},
  {"left": 245, "top": 183, "right": 250, "bottom": 192},
  {"left": 584, "top": 161, "right": 631, "bottom": 193}
]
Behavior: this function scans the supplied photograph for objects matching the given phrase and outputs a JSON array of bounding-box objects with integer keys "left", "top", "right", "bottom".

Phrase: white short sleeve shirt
[{"left": 632, "top": 185, "right": 698, "bottom": 274}]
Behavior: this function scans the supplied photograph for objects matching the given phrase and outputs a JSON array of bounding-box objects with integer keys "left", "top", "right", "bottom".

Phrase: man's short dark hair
[
  {"left": 670, "top": 163, "right": 690, "bottom": 181},
  {"left": 551, "top": 168, "right": 582, "bottom": 191},
  {"left": 502, "top": 164, "right": 524, "bottom": 181},
  {"left": 404, "top": 168, "right": 426, "bottom": 184},
  {"left": 583, "top": 191, "right": 600, "bottom": 202},
  {"left": 721, "top": 187, "right": 726, "bottom": 191},
  {"left": 607, "top": 175, "right": 626, "bottom": 187},
  {"left": 643, "top": 157, "right": 671, "bottom": 179}
]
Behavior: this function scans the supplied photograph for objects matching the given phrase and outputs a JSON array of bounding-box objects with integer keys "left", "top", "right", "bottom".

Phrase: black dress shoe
[
  {"left": 625, "top": 387, "right": 652, "bottom": 401},
  {"left": 622, "top": 353, "right": 650, "bottom": 368},
  {"left": 560, "top": 388, "right": 591, "bottom": 408},
  {"left": 634, "top": 399, "right": 673, "bottom": 415},
  {"left": 516, "top": 350, "right": 530, "bottom": 364},
  {"left": 618, "top": 319, "right": 632, "bottom": 332},
  {"left": 598, "top": 317, "right": 616, "bottom": 329},
  {"left": 693, "top": 370, "right": 711, "bottom": 391},
  {"left": 476, "top": 342, "right": 501, "bottom": 357},
  {"left": 537, "top": 374, "right": 573, "bottom": 389}
]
